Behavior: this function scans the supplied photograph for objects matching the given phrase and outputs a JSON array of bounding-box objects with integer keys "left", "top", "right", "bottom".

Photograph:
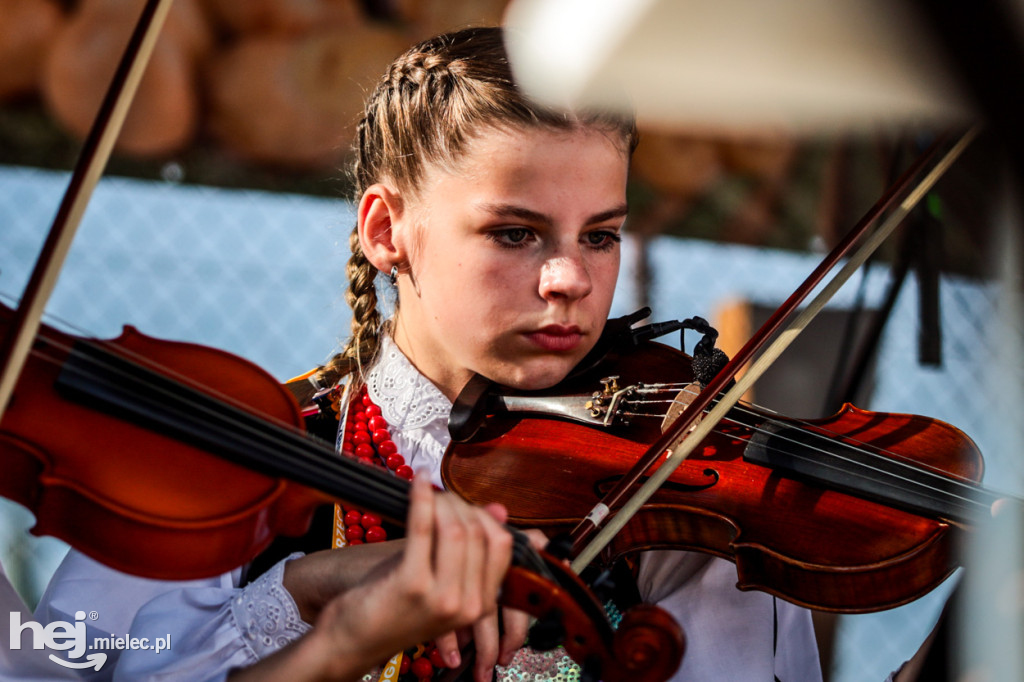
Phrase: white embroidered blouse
[{"left": 33, "top": 337, "right": 822, "bottom": 681}]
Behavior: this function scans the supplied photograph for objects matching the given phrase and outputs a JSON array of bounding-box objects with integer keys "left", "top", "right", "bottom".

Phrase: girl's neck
[{"left": 389, "top": 319, "right": 470, "bottom": 403}]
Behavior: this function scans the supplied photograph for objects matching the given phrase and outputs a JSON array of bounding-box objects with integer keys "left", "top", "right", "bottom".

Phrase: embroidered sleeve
[
  {"left": 113, "top": 555, "right": 307, "bottom": 680},
  {"left": 230, "top": 553, "right": 312, "bottom": 658}
]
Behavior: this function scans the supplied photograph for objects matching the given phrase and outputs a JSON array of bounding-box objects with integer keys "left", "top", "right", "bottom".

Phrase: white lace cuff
[{"left": 230, "top": 553, "right": 311, "bottom": 658}]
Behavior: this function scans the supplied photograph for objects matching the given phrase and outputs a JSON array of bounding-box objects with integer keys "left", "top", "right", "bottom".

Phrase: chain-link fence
[{"left": 2, "top": 164, "right": 1021, "bottom": 680}]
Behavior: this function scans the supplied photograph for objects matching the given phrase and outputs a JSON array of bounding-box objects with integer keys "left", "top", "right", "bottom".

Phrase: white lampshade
[{"left": 504, "top": 0, "right": 975, "bottom": 132}]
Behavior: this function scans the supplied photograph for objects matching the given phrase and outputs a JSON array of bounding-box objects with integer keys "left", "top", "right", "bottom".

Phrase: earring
[{"left": 389, "top": 265, "right": 398, "bottom": 286}]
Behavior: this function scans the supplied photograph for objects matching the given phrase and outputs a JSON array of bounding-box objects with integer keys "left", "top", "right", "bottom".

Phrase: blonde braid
[{"left": 344, "top": 228, "right": 384, "bottom": 370}]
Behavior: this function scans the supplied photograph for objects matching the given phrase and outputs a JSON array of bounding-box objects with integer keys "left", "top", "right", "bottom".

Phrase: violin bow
[
  {"left": 0, "top": 0, "right": 175, "bottom": 421},
  {"left": 570, "top": 126, "right": 979, "bottom": 573}
]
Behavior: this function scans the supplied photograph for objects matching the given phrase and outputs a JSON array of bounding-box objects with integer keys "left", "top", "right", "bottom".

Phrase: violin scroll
[
  {"left": 500, "top": 550, "right": 684, "bottom": 682},
  {"left": 613, "top": 605, "right": 689, "bottom": 682}
]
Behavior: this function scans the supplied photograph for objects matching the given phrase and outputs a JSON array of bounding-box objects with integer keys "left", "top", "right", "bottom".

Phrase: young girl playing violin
[{"left": 35, "top": 26, "right": 821, "bottom": 681}]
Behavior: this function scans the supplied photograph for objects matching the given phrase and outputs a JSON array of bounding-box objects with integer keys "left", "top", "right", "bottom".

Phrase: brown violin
[
  {"left": 442, "top": 336, "right": 993, "bottom": 613},
  {"left": 0, "top": 300, "right": 684, "bottom": 682}
]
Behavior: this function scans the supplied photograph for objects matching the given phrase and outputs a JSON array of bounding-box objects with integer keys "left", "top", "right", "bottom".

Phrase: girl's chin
[{"left": 494, "top": 357, "right": 581, "bottom": 391}]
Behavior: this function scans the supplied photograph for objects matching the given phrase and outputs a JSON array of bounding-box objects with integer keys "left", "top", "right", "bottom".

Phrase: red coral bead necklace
[{"left": 336, "top": 385, "right": 412, "bottom": 546}]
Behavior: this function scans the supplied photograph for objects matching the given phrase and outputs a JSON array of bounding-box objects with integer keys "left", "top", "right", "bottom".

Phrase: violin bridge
[{"left": 659, "top": 382, "right": 703, "bottom": 434}]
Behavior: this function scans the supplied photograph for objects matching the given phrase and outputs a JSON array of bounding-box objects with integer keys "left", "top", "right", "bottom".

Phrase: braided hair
[{"left": 323, "top": 26, "right": 637, "bottom": 385}]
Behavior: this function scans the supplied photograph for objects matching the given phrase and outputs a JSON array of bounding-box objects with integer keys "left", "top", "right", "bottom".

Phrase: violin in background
[{"left": 444, "top": 332, "right": 993, "bottom": 613}]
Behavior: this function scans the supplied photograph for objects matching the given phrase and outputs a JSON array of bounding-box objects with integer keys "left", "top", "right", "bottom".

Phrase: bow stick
[
  {"left": 0, "top": 0, "right": 175, "bottom": 421},
  {"left": 570, "top": 126, "right": 979, "bottom": 573}
]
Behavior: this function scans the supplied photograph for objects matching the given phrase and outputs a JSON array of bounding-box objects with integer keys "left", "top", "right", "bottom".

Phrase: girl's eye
[
  {"left": 489, "top": 227, "right": 534, "bottom": 248},
  {"left": 585, "top": 230, "right": 622, "bottom": 250}
]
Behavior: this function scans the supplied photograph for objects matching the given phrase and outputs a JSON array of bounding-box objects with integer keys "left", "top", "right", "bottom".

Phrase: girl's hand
[
  {"left": 431, "top": 526, "right": 550, "bottom": 682},
  {"left": 276, "top": 476, "right": 515, "bottom": 680}
]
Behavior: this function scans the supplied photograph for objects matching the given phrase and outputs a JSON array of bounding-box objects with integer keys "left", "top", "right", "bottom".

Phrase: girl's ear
[{"left": 357, "top": 183, "right": 407, "bottom": 272}]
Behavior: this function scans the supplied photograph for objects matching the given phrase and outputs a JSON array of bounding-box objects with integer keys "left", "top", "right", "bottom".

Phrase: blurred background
[{"left": 2, "top": 0, "right": 1022, "bottom": 680}]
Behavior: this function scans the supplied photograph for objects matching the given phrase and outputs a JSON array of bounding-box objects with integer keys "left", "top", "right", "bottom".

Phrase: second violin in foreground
[{"left": 0, "top": 301, "right": 684, "bottom": 682}]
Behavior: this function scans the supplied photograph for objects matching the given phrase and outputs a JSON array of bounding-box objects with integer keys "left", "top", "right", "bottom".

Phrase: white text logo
[
  {"left": 9, "top": 610, "right": 106, "bottom": 671},
  {"left": 9, "top": 610, "right": 173, "bottom": 671}
]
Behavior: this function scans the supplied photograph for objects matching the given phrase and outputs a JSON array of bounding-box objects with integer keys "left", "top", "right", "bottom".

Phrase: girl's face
[{"left": 367, "top": 125, "right": 629, "bottom": 400}]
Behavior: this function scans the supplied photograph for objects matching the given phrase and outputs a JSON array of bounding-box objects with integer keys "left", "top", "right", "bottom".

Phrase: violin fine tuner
[{"left": 586, "top": 376, "right": 622, "bottom": 419}]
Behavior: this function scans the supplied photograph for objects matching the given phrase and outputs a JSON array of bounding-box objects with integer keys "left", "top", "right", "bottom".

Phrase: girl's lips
[{"left": 524, "top": 327, "right": 583, "bottom": 352}]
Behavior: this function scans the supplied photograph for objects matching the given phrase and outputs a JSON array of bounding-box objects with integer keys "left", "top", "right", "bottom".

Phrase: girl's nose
[{"left": 539, "top": 255, "right": 592, "bottom": 301}]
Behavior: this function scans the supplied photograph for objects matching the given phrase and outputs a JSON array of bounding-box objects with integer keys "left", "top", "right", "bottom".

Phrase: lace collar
[{"left": 364, "top": 335, "right": 452, "bottom": 432}]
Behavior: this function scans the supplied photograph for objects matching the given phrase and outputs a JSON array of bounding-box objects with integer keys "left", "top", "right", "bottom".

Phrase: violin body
[
  {"left": 0, "top": 301, "right": 329, "bottom": 580},
  {"left": 442, "top": 340, "right": 985, "bottom": 613}
]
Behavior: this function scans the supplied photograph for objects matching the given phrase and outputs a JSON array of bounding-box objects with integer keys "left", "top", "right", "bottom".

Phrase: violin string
[
  {"left": 1, "top": 298, "right": 396, "bottom": 506},
  {"left": 730, "top": 404, "right": 990, "bottom": 509},
  {"left": 626, "top": 384, "right": 941, "bottom": 475},
  {"left": 93, "top": 330, "right": 989, "bottom": 516},
  {"left": 22, "top": 328, "right": 558, "bottom": 574},
  {"left": 7, "top": 299, "right": 989, "bottom": 525},
  {"left": 623, "top": 381, "right": 985, "bottom": 489},
  {"left": 4, "top": 298, "right": 402, "bottom": 513},
  {"left": 618, "top": 382, "right": 954, "bottom": 483},
  {"left": 648, "top": 386, "right": 986, "bottom": 496},
  {"left": 728, "top": 420, "right": 986, "bottom": 513},
  {"left": 639, "top": 401, "right": 990, "bottom": 517},
  {"left": 24, "top": 332, "right": 412, "bottom": 513},
  {"left": 2, "top": 303, "right": 567, "bottom": 604},
  {"left": 0, "top": 293, "right": 364, "bottom": 467},
  {"left": 17, "top": 335, "right": 565, "bottom": 598},
  {"left": 16, "top": 297, "right": 950, "bottom": 497},
  {"left": 5, "top": 294, "right": 355, "bottom": 487},
  {"left": 554, "top": 368, "right": 988, "bottom": 516},
  {"left": 619, "top": 389, "right": 991, "bottom": 515},
  {"left": 740, "top": 400, "right": 983, "bottom": 498}
]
